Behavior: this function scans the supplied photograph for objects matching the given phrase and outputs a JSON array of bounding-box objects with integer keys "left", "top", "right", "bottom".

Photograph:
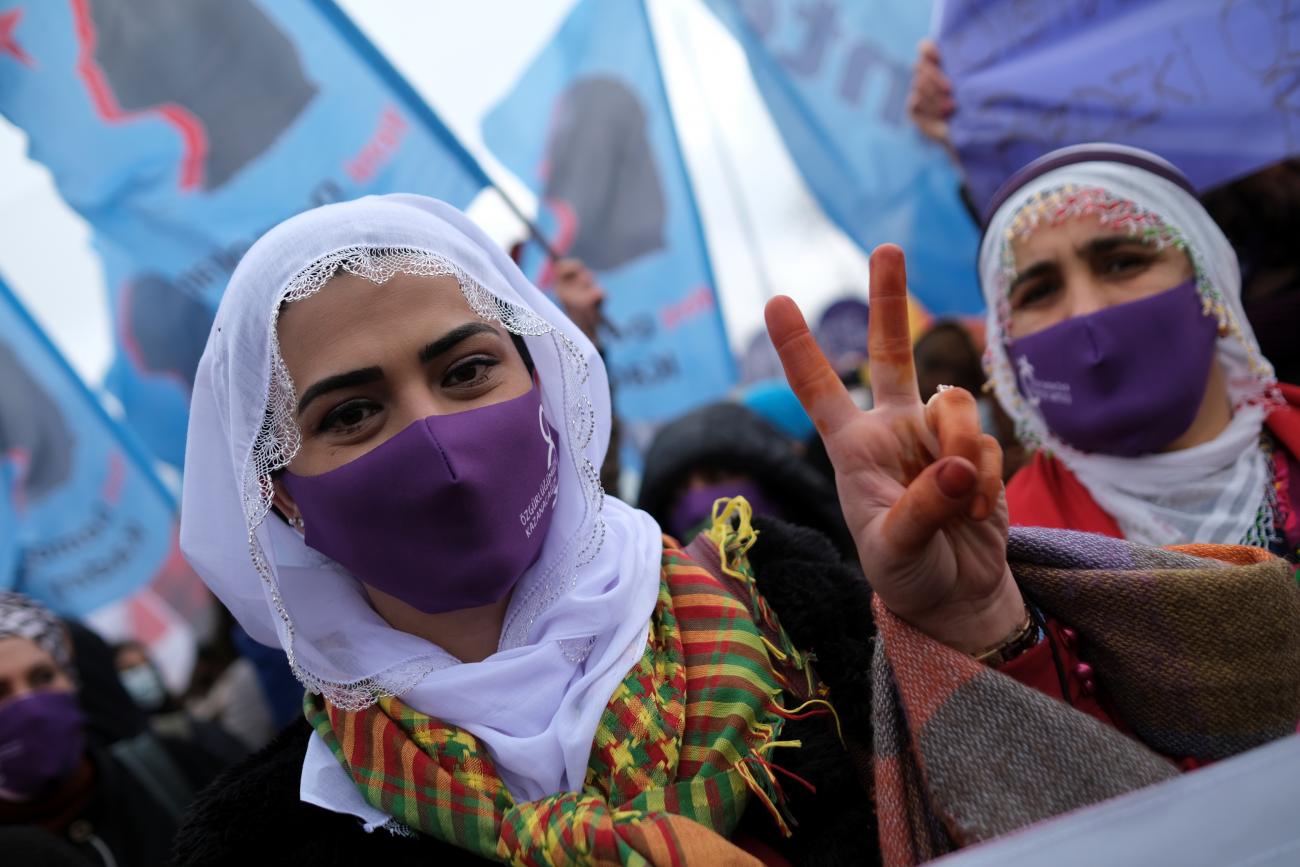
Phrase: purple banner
[{"left": 937, "top": 0, "right": 1300, "bottom": 212}]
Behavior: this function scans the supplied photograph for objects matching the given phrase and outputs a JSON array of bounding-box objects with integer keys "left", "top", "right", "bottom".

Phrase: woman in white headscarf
[
  {"left": 171, "top": 195, "right": 1299, "bottom": 866},
  {"left": 981, "top": 144, "right": 1300, "bottom": 559}
]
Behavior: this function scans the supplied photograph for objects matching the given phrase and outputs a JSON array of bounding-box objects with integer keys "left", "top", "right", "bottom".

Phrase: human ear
[{"left": 271, "top": 477, "right": 304, "bottom": 533}]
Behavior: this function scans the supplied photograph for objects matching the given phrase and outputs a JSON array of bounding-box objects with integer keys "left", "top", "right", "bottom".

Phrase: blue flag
[
  {"left": 936, "top": 0, "right": 1300, "bottom": 213},
  {"left": 704, "top": 0, "right": 982, "bottom": 315},
  {"left": 0, "top": 0, "right": 488, "bottom": 466},
  {"left": 482, "top": 0, "right": 737, "bottom": 460},
  {"left": 0, "top": 275, "right": 210, "bottom": 687},
  {"left": 0, "top": 276, "right": 171, "bottom": 614}
]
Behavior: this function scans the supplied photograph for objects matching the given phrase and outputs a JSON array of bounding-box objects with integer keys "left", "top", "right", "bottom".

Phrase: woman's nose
[
  {"left": 393, "top": 383, "right": 448, "bottom": 427},
  {"left": 1065, "top": 278, "right": 1109, "bottom": 319}
]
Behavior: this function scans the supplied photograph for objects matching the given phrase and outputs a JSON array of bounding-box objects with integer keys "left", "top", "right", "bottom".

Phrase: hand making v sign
[{"left": 765, "top": 245, "right": 1026, "bottom": 654}]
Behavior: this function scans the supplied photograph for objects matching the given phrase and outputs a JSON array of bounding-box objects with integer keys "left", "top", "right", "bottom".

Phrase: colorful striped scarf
[
  {"left": 873, "top": 527, "right": 1300, "bottom": 865},
  {"left": 306, "top": 499, "right": 826, "bottom": 866}
]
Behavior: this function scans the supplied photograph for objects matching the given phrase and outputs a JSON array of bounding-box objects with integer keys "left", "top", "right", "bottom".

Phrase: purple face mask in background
[
  {"left": 669, "top": 479, "right": 783, "bottom": 540},
  {"left": 282, "top": 386, "right": 560, "bottom": 615},
  {"left": 0, "top": 691, "right": 86, "bottom": 800},
  {"left": 1007, "top": 279, "right": 1218, "bottom": 456}
]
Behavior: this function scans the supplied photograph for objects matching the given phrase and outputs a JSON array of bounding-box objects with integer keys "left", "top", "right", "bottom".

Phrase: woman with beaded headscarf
[
  {"left": 171, "top": 195, "right": 1300, "bottom": 866},
  {"left": 980, "top": 144, "right": 1300, "bottom": 559},
  {"left": 0, "top": 592, "right": 230, "bottom": 865}
]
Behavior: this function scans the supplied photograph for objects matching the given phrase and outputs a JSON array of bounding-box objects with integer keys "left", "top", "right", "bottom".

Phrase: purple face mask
[
  {"left": 282, "top": 385, "right": 560, "bottom": 614},
  {"left": 1007, "top": 279, "right": 1218, "bottom": 456},
  {"left": 669, "top": 480, "right": 782, "bottom": 540},
  {"left": 0, "top": 691, "right": 86, "bottom": 800}
]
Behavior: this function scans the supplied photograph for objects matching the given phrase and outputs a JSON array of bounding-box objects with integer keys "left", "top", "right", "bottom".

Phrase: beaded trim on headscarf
[
  {"left": 986, "top": 184, "right": 1273, "bottom": 449},
  {"left": 243, "top": 247, "right": 606, "bottom": 710},
  {"left": 1242, "top": 434, "right": 1278, "bottom": 550},
  {"left": 1258, "top": 435, "right": 1293, "bottom": 556},
  {"left": 0, "top": 592, "right": 73, "bottom": 676}
]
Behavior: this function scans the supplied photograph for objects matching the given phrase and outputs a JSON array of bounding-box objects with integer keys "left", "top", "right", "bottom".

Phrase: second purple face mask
[
  {"left": 281, "top": 385, "right": 560, "bottom": 614},
  {"left": 0, "top": 691, "right": 86, "bottom": 800},
  {"left": 1007, "top": 279, "right": 1219, "bottom": 457},
  {"left": 668, "top": 480, "right": 783, "bottom": 541}
]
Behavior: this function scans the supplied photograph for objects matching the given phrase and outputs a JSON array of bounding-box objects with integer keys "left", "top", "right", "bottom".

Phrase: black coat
[
  {"left": 173, "top": 519, "right": 880, "bottom": 866},
  {"left": 2, "top": 736, "right": 228, "bottom": 867}
]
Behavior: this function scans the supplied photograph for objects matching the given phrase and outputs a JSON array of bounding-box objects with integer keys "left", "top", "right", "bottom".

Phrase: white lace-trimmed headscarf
[
  {"left": 980, "top": 144, "right": 1282, "bottom": 547},
  {"left": 179, "top": 194, "right": 663, "bottom": 806}
]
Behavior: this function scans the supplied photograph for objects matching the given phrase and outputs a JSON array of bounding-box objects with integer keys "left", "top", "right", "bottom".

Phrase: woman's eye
[
  {"left": 28, "top": 665, "right": 54, "bottom": 688},
  {"left": 319, "top": 399, "right": 379, "bottom": 434},
  {"left": 1099, "top": 251, "right": 1153, "bottom": 276},
  {"left": 442, "top": 357, "right": 499, "bottom": 389},
  {"left": 1011, "top": 279, "right": 1059, "bottom": 310}
]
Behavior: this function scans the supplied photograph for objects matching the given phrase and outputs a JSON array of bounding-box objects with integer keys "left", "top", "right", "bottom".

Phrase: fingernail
[
  {"left": 969, "top": 494, "right": 990, "bottom": 521},
  {"left": 936, "top": 459, "right": 975, "bottom": 498}
]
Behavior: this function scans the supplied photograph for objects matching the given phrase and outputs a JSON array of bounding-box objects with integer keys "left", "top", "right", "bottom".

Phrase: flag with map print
[
  {"left": 0, "top": 0, "right": 487, "bottom": 466},
  {"left": 0, "top": 275, "right": 209, "bottom": 691},
  {"left": 483, "top": 0, "right": 737, "bottom": 464}
]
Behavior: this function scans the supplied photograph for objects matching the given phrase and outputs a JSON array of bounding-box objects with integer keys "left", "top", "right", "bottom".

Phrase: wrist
[
  {"left": 970, "top": 605, "right": 1040, "bottom": 666},
  {"left": 904, "top": 564, "right": 1025, "bottom": 654}
]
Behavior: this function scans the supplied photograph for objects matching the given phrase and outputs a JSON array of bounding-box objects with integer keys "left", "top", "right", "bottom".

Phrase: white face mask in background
[{"left": 119, "top": 664, "right": 168, "bottom": 712}]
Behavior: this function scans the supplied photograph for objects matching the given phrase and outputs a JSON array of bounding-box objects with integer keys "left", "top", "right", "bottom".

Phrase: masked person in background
[
  {"left": 979, "top": 144, "right": 1300, "bottom": 558},
  {"left": 637, "top": 401, "right": 856, "bottom": 560},
  {"left": 114, "top": 640, "right": 249, "bottom": 767},
  {"left": 173, "top": 196, "right": 1299, "bottom": 866},
  {"left": 114, "top": 640, "right": 171, "bottom": 715},
  {"left": 0, "top": 593, "right": 228, "bottom": 866}
]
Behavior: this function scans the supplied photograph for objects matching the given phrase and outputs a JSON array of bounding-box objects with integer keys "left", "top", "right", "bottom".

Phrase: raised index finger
[
  {"left": 765, "top": 295, "right": 858, "bottom": 438},
  {"left": 867, "top": 244, "right": 921, "bottom": 407}
]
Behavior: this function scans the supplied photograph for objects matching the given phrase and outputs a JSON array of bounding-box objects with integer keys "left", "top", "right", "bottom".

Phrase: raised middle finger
[{"left": 866, "top": 244, "right": 922, "bottom": 408}]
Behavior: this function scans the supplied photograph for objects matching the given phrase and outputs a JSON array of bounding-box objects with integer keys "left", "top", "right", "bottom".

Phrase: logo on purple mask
[
  {"left": 1014, "top": 355, "right": 1073, "bottom": 407},
  {"left": 521, "top": 404, "right": 561, "bottom": 541}
]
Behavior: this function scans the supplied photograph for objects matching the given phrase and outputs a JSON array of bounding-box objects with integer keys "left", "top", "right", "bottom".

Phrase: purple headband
[{"left": 980, "top": 143, "right": 1198, "bottom": 229}]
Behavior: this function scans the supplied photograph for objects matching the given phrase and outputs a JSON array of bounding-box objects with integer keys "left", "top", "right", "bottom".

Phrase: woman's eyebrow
[
  {"left": 296, "top": 367, "right": 383, "bottom": 416},
  {"left": 1078, "top": 235, "right": 1151, "bottom": 257},
  {"left": 418, "top": 322, "right": 498, "bottom": 364},
  {"left": 1008, "top": 260, "right": 1055, "bottom": 295}
]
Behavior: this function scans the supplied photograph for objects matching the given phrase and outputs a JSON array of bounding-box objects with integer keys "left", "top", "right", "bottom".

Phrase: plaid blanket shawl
[
  {"left": 873, "top": 526, "right": 1300, "bottom": 865},
  {"left": 306, "top": 499, "right": 824, "bottom": 866}
]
